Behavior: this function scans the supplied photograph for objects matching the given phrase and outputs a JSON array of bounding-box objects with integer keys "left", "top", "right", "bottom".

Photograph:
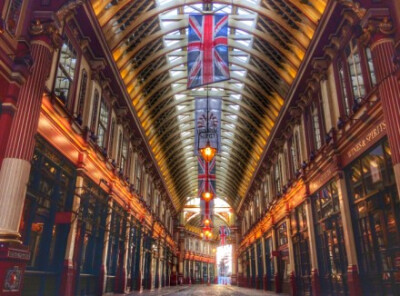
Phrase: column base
[
  {"left": 177, "top": 273, "right": 183, "bottom": 285},
  {"left": 263, "top": 274, "right": 268, "bottom": 291},
  {"left": 59, "top": 260, "right": 76, "bottom": 296},
  {"left": 0, "top": 242, "right": 30, "bottom": 296},
  {"left": 170, "top": 272, "right": 177, "bottom": 286},
  {"left": 274, "top": 273, "right": 282, "bottom": 293},
  {"left": 311, "top": 268, "right": 321, "bottom": 296},
  {"left": 289, "top": 271, "right": 296, "bottom": 296},
  {"left": 98, "top": 264, "right": 106, "bottom": 296},
  {"left": 347, "top": 265, "right": 361, "bottom": 296},
  {"left": 231, "top": 274, "right": 237, "bottom": 285}
]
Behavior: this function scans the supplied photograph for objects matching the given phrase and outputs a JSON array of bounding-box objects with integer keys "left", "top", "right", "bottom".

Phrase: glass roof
[{"left": 92, "top": 0, "right": 327, "bottom": 218}]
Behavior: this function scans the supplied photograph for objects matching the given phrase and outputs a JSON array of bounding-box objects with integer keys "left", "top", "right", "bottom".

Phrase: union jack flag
[
  {"left": 219, "top": 226, "right": 230, "bottom": 246},
  {"left": 187, "top": 14, "right": 229, "bottom": 89},
  {"left": 198, "top": 156, "right": 216, "bottom": 197}
]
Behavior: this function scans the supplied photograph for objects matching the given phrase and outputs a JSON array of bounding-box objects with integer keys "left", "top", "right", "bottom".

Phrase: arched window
[
  {"left": 54, "top": 38, "right": 77, "bottom": 106},
  {"left": 90, "top": 90, "right": 100, "bottom": 132},
  {"left": 5, "top": 0, "right": 23, "bottom": 36},
  {"left": 275, "top": 160, "right": 282, "bottom": 195},
  {"left": 97, "top": 99, "right": 109, "bottom": 147},
  {"left": 76, "top": 69, "right": 88, "bottom": 119}
]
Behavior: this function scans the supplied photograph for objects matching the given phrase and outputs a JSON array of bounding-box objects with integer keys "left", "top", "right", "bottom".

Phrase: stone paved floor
[{"left": 123, "top": 285, "right": 287, "bottom": 296}]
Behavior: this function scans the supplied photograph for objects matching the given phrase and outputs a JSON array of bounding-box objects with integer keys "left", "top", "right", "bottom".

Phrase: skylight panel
[
  {"left": 177, "top": 105, "right": 185, "bottom": 111},
  {"left": 229, "top": 105, "right": 240, "bottom": 111},
  {"left": 227, "top": 114, "right": 238, "bottom": 121},
  {"left": 175, "top": 94, "right": 185, "bottom": 100},
  {"left": 181, "top": 131, "right": 190, "bottom": 137},
  {"left": 237, "top": 40, "right": 251, "bottom": 47},
  {"left": 230, "top": 94, "right": 241, "bottom": 100}
]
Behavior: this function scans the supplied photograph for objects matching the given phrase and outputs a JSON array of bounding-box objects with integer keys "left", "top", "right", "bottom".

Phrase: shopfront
[
  {"left": 264, "top": 233, "right": 274, "bottom": 291},
  {"left": 291, "top": 202, "right": 311, "bottom": 296},
  {"left": 312, "top": 178, "right": 348, "bottom": 295},
  {"left": 346, "top": 139, "right": 400, "bottom": 295},
  {"left": 276, "top": 220, "right": 290, "bottom": 293},
  {"left": 19, "top": 136, "right": 76, "bottom": 296},
  {"left": 74, "top": 177, "right": 109, "bottom": 295},
  {"left": 256, "top": 239, "right": 263, "bottom": 289}
]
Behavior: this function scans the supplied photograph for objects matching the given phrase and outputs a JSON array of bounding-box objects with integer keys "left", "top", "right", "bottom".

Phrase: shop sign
[
  {"left": 7, "top": 249, "right": 30, "bottom": 261},
  {"left": 309, "top": 162, "right": 337, "bottom": 195},
  {"left": 342, "top": 120, "right": 386, "bottom": 166},
  {"left": 55, "top": 212, "right": 73, "bottom": 224}
]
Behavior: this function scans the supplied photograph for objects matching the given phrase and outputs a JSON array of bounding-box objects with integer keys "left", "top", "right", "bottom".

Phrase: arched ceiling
[{"left": 91, "top": 0, "right": 327, "bottom": 211}]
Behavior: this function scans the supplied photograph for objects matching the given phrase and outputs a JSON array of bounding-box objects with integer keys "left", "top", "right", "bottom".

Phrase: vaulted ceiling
[{"left": 91, "top": 0, "right": 327, "bottom": 211}]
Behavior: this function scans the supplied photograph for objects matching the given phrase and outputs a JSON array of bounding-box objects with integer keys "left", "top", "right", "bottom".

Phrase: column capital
[{"left": 29, "top": 19, "right": 62, "bottom": 51}]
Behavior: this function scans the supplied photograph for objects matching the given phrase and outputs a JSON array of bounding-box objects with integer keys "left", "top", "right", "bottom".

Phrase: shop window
[
  {"left": 97, "top": 99, "right": 109, "bottom": 148},
  {"left": 106, "top": 203, "right": 126, "bottom": 282},
  {"left": 312, "top": 179, "right": 348, "bottom": 295},
  {"left": 76, "top": 69, "right": 88, "bottom": 120},
  {"left": 76, "top": 179, "right": 108, "bottom": 278},
  {"left": 277, "top": 221, "right": 288, "bottom": 247},
  {"left": 54, "top": 38, "right": 77, "bottom": 106},
  {"left": 349, "top": 140, "right": 393, "bottom": 200},
  {"left": 5, "top": 0, "right": 23, "bottom": 36},
  {"left": 19, "top": 137, "right": 76, "bottom": 290},
  {"left": 291, "top": 203, "right": 311, "bottom": 295},
  {"left": 347, "top": 139, "right": 399, "bottom": 295}
]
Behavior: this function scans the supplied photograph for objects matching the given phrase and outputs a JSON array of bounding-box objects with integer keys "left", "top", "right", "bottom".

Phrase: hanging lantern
[
  {"left": 199, "top": 140, "right": 217, "bottom": 162},
  {"left": 202, "top": 191, "right": 213, "bottom": 201}
]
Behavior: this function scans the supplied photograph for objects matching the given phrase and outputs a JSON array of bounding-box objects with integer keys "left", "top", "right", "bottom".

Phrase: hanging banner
[
  {"left": 194, "top": 97, "right": 221, "bottom": 155},
  {"left": 198, "top": 156, "right": 216, "bottom": 196},
  {"left": 200, "top": 199, "right": 214, "bottom": 226},
  {"left": 219, "top": 226, "right": 230, "bottom": 246},
  {"left": 187, "top": 14, "right": 229, "bottom": 89}
]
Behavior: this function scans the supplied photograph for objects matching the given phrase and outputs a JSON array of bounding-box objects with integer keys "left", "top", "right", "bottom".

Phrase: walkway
[{"left": 123, "top": 285, "right": 287, "bottom": 295}]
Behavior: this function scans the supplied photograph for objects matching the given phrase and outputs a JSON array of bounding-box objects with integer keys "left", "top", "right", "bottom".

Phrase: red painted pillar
[
  {"left": 0, "top": 82, "right": 21, "bottom": 165},
  {"left": 0, "top": 21, "right": 60, "bottom": 296},
  {"left": 369, "top": 20, "right": 400, "bottom": 198}
]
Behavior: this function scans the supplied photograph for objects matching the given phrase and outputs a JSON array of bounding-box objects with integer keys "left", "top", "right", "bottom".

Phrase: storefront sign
[
  {"left": 55, "top": 212, "right": 73, "bottom": 224},
  {"left": 342, "top": 120, "right": 386, "bottom": 166},
  {"left": 309, "top": 162, "right": 337, "bottom": 195},
  {"left": 7, "top": 249, "right": 30, "bottom": 261}
]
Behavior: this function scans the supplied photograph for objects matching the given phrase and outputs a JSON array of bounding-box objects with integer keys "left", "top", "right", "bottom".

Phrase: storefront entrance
[{"left": 348, "top": 140, "right": 400, "bottom": 295}]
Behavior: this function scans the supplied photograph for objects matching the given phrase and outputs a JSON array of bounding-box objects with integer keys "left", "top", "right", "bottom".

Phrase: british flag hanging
[
  {"left": 198, "top": 156, "right": 216, "bottom": 196},
  {"left": 187, "top": 14, "right": 229, "bottom": 89}
]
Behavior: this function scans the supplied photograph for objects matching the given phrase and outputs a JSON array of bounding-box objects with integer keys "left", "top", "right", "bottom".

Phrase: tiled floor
[{"left": 123, "top": 285, "right": 287, "bottom": 295}]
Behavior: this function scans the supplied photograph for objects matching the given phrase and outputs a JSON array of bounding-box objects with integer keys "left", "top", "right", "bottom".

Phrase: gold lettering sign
[{"left": 343, "top": 121, "right": 386, "bottom": 166}]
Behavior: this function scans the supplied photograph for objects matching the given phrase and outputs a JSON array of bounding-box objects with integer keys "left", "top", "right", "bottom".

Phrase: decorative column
[
  {"left": 286, "top": 213, "right": 297, "bottom": 296},
  {"left": 254, "top": 243, "right": 259, "bottom": 289},
  {"left": 305, "top": 197, "right": 320, "bottom": 296},
  {"left": 0, "top": 20, "right": 61, "bottom": 296},
  {"left": 99, "top": 198, "right": 113, "bottom": 295},
  {"left": 367, "top": 17, "right": 400, "bottom": 200},
  {"left": 237, "top": 253, "right": 243, "bottom": 287},
  {"left": 272, "top": 224, "right": 281, "bottom": 293},
  {"left": 59, "top": 173, "right": 84, "bottom": 296},
  {"left": 230, "top": 229, "right": 238, "bottom": 285},
  {"left": 178, "top": 229, "right": 185, "bottom": 285},
  {"left": 337, "top": 173, "right": 361, "bottom": 296},
  {"left": 115, "top": 213, "right": 131, "bottom": 293},
  {"left": 261, "top": 237, "right": 268, "bottom": 291}
]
